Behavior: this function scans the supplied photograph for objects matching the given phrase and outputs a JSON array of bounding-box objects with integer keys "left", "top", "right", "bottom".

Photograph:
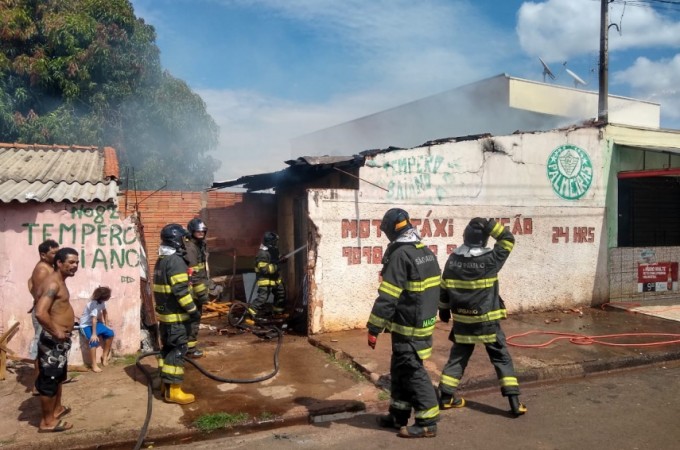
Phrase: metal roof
[
  {"left": 211, "top": 155, "right": 364, "bottom": 192},
  {"left": 0, "top": 143, "right": 120, "bottom": 203}
]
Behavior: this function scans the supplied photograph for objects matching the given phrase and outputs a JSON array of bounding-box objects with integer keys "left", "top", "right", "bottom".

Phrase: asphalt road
[{"left": 165, "top": 360, "right": 680, "bottom": 450}]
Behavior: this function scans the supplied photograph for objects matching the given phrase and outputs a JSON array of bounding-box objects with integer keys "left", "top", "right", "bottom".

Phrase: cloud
[
  {"left": 613, "top": 54, "right": 680, "bottom": 123},
  {"left": 201, "top": 87, "right": 413, "bottom": 180},
  {"left": 196, "top": 0, "right": 524, "bottom": 179},
  {"left": 517, "top": 0, "right": 680, "bottom": 62}
]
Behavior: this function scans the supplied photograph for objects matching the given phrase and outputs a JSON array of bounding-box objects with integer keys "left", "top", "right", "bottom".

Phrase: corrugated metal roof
[
  {"left": 0, "top": 143, "right": 120, "bottom": 203},
  {"left": 211, "top": 155, "right": 364, "bottom": 191}
]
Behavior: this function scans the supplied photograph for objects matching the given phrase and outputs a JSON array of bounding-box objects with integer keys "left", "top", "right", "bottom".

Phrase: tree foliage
[{"left": 0, "top": 0, "right": 220, "bottom": 190}]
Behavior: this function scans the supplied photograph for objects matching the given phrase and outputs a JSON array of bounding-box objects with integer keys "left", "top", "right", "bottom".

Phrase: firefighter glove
[
  {"left": 439, "top": 308, "right": 451, "bottom": 323},
  {"left": 367, "top": 332, "right": 378, "bottom": 350}
]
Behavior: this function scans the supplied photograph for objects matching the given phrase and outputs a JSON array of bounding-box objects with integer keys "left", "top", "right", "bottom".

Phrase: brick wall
[{"left": 120, "top": 190, "right": 276, "bottom": 279}]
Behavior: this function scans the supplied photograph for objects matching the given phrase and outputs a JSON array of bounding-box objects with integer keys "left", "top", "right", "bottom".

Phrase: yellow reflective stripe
[
  {"left": 442, "top": 277, "right": 497, "bottom": 289},
  {"left": 178, "top": 294, "right": 193, "bottom": 307},
  {"left": 490, "top": 222, "right": 504, "bottom": 238},
  {"left": 417, "top": 346, "right": 432, "bottom": 360},
  {"left": 158, "top": 358, "right": 164, "bottom": 367},
  {"left": 257, "top": 279, "right": 279, "bottom": 286},
  {"left": 451, "top": 309, "right": 507, "bottom": 324},
  {"left": 153, "top": 284, "right": 172, "bottom": 293},
  {"left": 157, "top": 313, "right": 190, "bottom": 323},
  {"left": 438, "top": 301, "right": 450, "bottom": 309},
  {"left": 160, "top": 364, "right": 184, "bottom": 376},
  {"left": 415, "top": 242, "right": 425, "bottom": 249},
  {"left": 454, "top": 333, "right": 497, "bottom": 344},
  {"left": 499, "top": 239, "right": 514, "bottom": 252},
  {"left": 500, "top": 377, "right": 519, "bottom": 387},
  {"left": 256, "top": 262, "right": 268, "bottom": 268},
  {"left": 368, "top": 313, "right": 389, "bottom": 329},
  {"left": 190, "top": 263, "right": 206, "bottom": 271},
  {"left": 440, "top": 374, "right": 460, "bottom": 388},
  {"left": 415, "top": 405, "right": 439, "bottom": 419},
  {"left": 390, "top": 399, "right": 411, "bottom": 411},
  {"left": 187, "top": 341, "right": 197, "bottom": 348},
  {"left": 193, "top": 283, "right": 207, "bottom": 293},
  {"left": 379, "top": 280, "right": 403, "bottom": 299},
  {"left": 170, "top": 273, "right": 189, "bottom": 285},
  {"left": 405, "top": 276, "right": 440, "bottom": 292},
  {"left": 389, "top": 322, "right": 434, "bottom": 338}
]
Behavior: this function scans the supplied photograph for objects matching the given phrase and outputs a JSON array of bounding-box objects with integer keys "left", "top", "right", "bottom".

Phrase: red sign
[
  {"left": 638, "top": 263, "right": 673, "bottom": 283},
  {"left": 637, "top": 262, "right": 678, "bottom": 292}
]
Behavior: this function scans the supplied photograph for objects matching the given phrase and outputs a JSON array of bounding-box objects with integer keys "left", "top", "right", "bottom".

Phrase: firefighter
[
  {"left": 251, "top": 232, "right": 286, "bottom": 316},
  {"left": 437, "top": 217, "right": 527, "bottom": 416},
  {"left": 185, "top": 218, "right": 209, "bottom": 358},
  {"left": 153, "top": 223, "right": 199, "bottom": 405},
  {"left": 367, "top": 208, "right": 441, "bottom": 438}
]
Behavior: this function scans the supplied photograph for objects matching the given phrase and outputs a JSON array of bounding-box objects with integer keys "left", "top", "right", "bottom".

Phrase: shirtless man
[
  {"left": 28, "top": 239, "right": 60, "bottom": 393},
  {"left": 34, "top": 247, "right": 79, "bottom": 433}
]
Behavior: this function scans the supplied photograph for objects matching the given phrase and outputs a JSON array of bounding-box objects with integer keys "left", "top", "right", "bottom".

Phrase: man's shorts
[
  {"left": 35, "top": 332, "right": 71, "bottom": 397},
  {"left": 81, "top": 323, "right": 115, "bottom": 348}
]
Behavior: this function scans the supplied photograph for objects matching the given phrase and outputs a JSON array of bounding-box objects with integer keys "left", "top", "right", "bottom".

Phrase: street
[{"left": 166, "top": 360, "right": 680, "bottom": 450}]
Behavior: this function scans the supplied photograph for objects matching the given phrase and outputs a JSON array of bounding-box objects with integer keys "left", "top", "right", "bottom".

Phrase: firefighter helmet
[
  {"left": 263, "top": 231, "right": 279, "bottom": 249},
  {"left": 380, "top": 208, "right": 413, "bottom": 242},
  {"left": 161, "top": 223, "right": 188, "bottom": 251},
  {"left": 463, "top": 218, "right": 489, "bottom": 248},
  {"left": 187, "top": 218, "right": 208, "bottom": 237}
]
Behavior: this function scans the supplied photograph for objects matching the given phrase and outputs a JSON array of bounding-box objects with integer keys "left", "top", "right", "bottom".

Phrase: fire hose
[{"left": 133, "top": 326, "right": 284, "bottom": 450}]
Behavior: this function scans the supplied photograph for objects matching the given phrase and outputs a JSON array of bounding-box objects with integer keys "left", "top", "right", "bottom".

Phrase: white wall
[
  {"left": 0, "top": 202, "right": 142, "bottom": 365},
  {"left": 307, "top": 127, "right": 611, "bottom": 333}
]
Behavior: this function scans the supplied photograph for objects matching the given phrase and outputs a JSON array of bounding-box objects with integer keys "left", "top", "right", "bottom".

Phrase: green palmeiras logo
[{"left": 547, "top": 144, "right": 593, "bottom": 200}]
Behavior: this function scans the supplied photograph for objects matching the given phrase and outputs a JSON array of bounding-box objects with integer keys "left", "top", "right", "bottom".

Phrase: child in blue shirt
[{"left": 79, "top": 286, "right": 114, "bottom": 372}]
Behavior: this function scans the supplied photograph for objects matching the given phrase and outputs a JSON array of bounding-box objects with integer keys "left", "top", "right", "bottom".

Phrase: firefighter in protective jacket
[
  {"left": 437, "top": 217, "right": 527, "bottom": 416},
  {"left": 153, "top": 223, "right": 198, "bottom": 405},
  {"left": 367, "top": 208, "right": 441, "bottom": 438},
  {"left": 252, "top": 232, "right": 286, "bottom": 315},
  {"left": 185, "top": 218, "right": 209, "bottom": 358}
]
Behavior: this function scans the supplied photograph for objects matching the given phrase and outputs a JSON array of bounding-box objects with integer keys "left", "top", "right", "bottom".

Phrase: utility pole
[{"left": 598, "top": 0, "right": 609, "bottom": 123}]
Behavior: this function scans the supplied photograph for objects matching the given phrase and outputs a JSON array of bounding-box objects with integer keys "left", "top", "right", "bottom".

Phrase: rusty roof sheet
[
  {"left": 0, "top": 143, "right": 120, "bottom": 203},
  {"left": 211, "top": 155, "right": 364, "bottom": 192}
]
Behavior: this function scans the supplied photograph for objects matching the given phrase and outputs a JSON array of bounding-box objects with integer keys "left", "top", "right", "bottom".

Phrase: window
[{"left": 618, "top": 176, "right": 680, "bottom": 247}]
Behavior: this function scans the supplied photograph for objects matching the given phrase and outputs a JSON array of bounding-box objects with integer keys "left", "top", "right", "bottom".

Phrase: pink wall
[{"left": 0, "top": 201, "right": 141, "bottom": 365}]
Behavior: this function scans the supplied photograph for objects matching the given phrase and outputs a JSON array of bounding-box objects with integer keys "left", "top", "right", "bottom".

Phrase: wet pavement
[{"left": 1, "top": 307, "right": 679, "bottom": 449}]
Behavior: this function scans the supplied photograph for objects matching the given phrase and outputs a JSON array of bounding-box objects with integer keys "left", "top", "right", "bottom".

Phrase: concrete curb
[{"left": 309, "top": 336, "right": 680, "bottom": 397}]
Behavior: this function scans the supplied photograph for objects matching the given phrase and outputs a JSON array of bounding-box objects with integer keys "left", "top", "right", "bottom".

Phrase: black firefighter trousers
[
  {"left": 159, "top": 321, "right": 191, "bottom": 385},
  {"left": 389, "top": 347, "right": 440, "bottom": 427},
  {"left": 439, "top": 327, "right": 521, "bottom": 398}
]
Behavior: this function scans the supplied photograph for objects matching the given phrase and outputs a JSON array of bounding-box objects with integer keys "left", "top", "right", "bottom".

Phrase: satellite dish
[
  {"left": 565, "top": 68, "right": 587, "bottom": 88},
  {"left": 539, "top": 57, "right": 556, "bottom": 82}
]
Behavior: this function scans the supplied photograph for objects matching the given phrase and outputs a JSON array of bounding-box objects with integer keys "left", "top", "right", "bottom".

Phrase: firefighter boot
[
  {"left": 439, "top": 393, "right": 465, "bottom": 410},
  {"left": 187, "top": 348, "right": 204, "bottom": 358},
  {"left": 165, "top": 384, "right": 196, "bottom": 405},
  {"left": 397, "top": 424, "right": 437, "bottom": 438},
  {"left": 508, "top": 395, "right": 527, "bottom": 416},
  {"left": 377, "top": 414, "right": 406, "bottom": 430}
]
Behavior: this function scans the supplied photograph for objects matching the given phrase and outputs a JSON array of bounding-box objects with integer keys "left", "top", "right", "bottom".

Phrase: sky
[{"left": 129, "top": 0, "right": 680, "bottom": 181}]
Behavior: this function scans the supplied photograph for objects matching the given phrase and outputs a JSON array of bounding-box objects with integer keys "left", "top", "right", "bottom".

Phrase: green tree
[{"left": 0, "top": 0, "right": 219, "bottom": 190}]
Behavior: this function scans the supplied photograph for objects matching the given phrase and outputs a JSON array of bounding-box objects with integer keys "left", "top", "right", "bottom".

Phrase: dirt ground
[{"left": 0, "top": 321, "right": 381, "bottom": 450}]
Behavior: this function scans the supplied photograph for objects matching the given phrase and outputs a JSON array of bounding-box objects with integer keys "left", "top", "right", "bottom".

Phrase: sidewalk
[
  {"left": 0, "top": 307, "right": 679, "bottom": 449},
  {"left": 312, "top": 306, "right": 680, "bottom": 394}
]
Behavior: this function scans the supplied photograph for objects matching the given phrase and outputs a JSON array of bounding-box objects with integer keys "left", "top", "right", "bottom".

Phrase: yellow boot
[{"left": 165, "top": 384, "right": 196, "bottom": 405}]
